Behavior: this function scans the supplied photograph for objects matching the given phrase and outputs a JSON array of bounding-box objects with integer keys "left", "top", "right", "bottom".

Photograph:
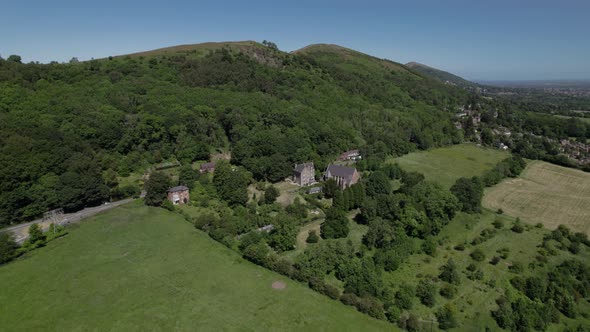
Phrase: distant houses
[
  {"left": 325, "top": 164, "right": 360, "bottom": 189},
  {"left": 200, "top": 162, "right": 216, "bottom": 174},
  {"left": 293, "top": 162, "right": 316, "bottom": 186},
  {"left": 167, "top": 186, "right": 189, "bottom": 205}
]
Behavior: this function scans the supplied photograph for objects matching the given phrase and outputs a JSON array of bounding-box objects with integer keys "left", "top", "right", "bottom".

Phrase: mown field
[
  {"left": 483, "top": 160, "right": 590, "bottom": 234},
  {"left": 0, "top": 201, "right": 392, "bottom": 331},
  {"left": 391, "top": 144, "right": 510, "bottom": 189}
]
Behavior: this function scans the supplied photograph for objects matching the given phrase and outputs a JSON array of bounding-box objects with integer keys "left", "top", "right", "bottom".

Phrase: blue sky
[{"left": 1, "top": 0, "right": 589, "bottom": 80}]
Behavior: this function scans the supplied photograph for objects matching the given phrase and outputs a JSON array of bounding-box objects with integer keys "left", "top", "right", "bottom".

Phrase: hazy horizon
[{"left": 2, "top": 0, "right": 589, "bottom": 81}]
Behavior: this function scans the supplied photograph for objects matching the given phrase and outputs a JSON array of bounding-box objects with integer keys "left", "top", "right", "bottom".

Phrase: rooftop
[{"left": 168, "top": 185, "right": 189, "bottom": 193}]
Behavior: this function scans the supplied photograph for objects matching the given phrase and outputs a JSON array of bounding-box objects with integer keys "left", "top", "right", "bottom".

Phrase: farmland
[
  {"left": 391, "top": 144, "right": 510, "bottom": 189},
  {"left": 483, "top": 161, "right": 590, "bottom": 234},
  {"left": 0, "top": 202, "right": 391, "bottom": 331}
]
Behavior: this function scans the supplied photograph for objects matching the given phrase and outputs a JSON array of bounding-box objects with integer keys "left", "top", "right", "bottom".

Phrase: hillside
[
  {"left": 0, "top": 40, "right": 468, "bottom": 226},
  {"left": 0, "top": 202, "right": 393, "bottom": 331},
  {"left": 406, "top": 61, "right": 475, "bottom": 87}
]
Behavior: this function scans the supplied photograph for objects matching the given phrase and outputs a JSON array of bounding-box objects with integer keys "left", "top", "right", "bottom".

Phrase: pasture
[
  {"left": 0, "top": 202, "right": 392, "bottom": 331},
  {"left": 384, "top": 210, "right": 590, "bottom": 330},
  {"left": 391, "top": 144, "right": 509, "bottom": 189},
  {"left": 483, "top": 161, "right": 590, "bottom": 234}
]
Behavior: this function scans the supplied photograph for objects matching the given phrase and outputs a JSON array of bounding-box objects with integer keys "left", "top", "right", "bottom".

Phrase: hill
[
  {"left": 0, "top": 40, "right": 468, "bottom": 226},
  {"left": 405, "top": 61, "right": 475, "bottom": 87},
  {"left": 0, "top": 202, "right": 393, "bottom": 331}
]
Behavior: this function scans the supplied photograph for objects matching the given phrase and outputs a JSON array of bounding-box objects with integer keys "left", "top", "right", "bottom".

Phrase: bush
[
  {"left": 421, "top": 237, "right": 437, "bottom": 257},
  {"left": 437, "top": 303, "right": 458, "bottom": 330},
  {"left": 416, "top": 278, "right": 437, "bottom": 307},
  {"left": 306, "top": 230, "right": 319, "bottom": 243},
  {"left": 0, "top": 233, "right": 18, "bottom": 264},
  {"left": 454, "top": 243, "right": 465, "bottom": 251},
  {"left": 263, "top": 186, "right": 280, "bottom": 204},
  {"left": 493, "top": 218, "right": 504, "bottom": 229},
  {"left": 27, "top": 224, "right": 46, "bottom": 245},
  {"left": 439, "top": 259, "right": 461, "bottom": 285},
  {"left": 490, "top": 256, "right": 501, "bottom": 265},
  {"left": 394, "top": 284, "right": 415, "bottom": 310},
  {"left": 511, "top": 218, "right": 525, "bottom": 233},
  {"left": 470, "top": 249, "right": 486, "bottom": 262},
  {"left": 509, "top": 261, "right": 525, "bottom": 274},
  {"left": 440, "top": 283, "right": 457, "bottom": 299},
  {"left": 161, "top": 199, "right": 175, "bottom": 211}
]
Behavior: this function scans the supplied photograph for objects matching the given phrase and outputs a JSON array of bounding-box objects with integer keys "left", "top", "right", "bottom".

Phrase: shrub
[
  {"left": 454, "top": 243, "right": 465, "bottom": 251},
  {"left": 394, "top": 284, "right": 415, "bottom": 310},
  {"left": 493, "top": 218, "right": 504, "bottom": 229},
  {"left": 511, "top": 218, "right": 525, "bottom": 233},
  {"left": 263, "top": 186, "right": 280, "bottom": 204},
  {"left": 509, "top": 261, "right": 525, "bottom": 274},
  {"left": 490, "top": 256, "right": 501, "bottom": 265},
  {"left": 416, "top": 278, "right": 437, "bottom": 307},
  {"left": 27, "top": 224, "right": 46, "bottom": 245},
  {"left": 439, "top": 259, "right": 461, "bottom": 285},
  {"left": 161, "top": 199, "right": 175, "bottom": 211},
  {"left": 437, "top": 303, "right": 458, "bottom": 330},
  {"left": 0, "top": 233, "right": 18, "bottom": 264},
  {"left": 306, "top": 230, "right": 319, "bottom": 243},
  {"left": 470, "top": 249, "right": 486, "bottom": 262},
  {"left": 497, "top": 247, "right": 510, "bottom": 259},
  {"left": 421, "top": 237, "right": 437, "bottom": 256},
  {"left": 440, "top": 283, "right": 458, "bottom": 299}
]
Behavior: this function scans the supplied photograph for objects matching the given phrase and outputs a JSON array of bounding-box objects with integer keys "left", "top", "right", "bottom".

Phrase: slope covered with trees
[{"left": 0, "top": 41, "right": 468, "bottom": 226}]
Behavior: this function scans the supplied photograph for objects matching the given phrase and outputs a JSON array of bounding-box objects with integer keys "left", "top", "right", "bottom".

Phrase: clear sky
[{"left": 1, "top": 0, "right": 589, "bottom": 80}]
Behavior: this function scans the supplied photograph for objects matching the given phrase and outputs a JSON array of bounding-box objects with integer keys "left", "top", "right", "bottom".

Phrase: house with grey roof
[
  {"left": 324, "top": 164, "right": 360, "bottom": 189},
  {"left": 293, "top": 162, "right": 315, "bottom": 186},
  {"left": 167, "top": 185, "right": 189, "bottom": 205}
]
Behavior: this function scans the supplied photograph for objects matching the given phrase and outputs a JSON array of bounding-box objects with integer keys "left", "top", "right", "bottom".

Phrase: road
[{"left": 1, "top": 198, "right": 135, "bottom": 244}]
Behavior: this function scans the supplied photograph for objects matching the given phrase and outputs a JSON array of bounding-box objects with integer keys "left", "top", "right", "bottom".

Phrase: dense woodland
[{"left": 0, "top": 42, "right": 467, "bottom": 226}]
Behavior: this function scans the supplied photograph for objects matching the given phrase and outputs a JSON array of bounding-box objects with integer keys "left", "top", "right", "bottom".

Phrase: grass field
[
  {"left": 383, "top": 210, "right": 590, "bottom": 331},
  {"left": 0, "top": 201, "right": 392, "bottom": 331},
  {"left": 391, "top": 144, "right": 509, "bottom": 189},
  {"left": 483, "top": 161, "right": 590, "bottom": 234}
]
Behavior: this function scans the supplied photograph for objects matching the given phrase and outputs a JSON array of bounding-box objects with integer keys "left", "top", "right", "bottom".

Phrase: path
[{"left": 1, "top": 198, "right": 135, "bottom": 244}]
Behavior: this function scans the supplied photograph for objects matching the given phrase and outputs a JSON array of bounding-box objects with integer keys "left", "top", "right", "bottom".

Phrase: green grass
[
  {"left": 554, "top": 114, "right": 590, "bottom": 124},
  {"left": 0, "top": 201, "right": 393, "bottom": 331},
  {"left": 391, "top": 144, "right": 510, "bottom": 189},
  {"left": 383, "top": 210, "right": 590, "bottom": 331}
]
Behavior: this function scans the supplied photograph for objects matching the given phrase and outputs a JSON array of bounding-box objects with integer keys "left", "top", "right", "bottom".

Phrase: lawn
[
  {"left": 0, "top": 201, "right": 393, "bottom": 331},
  {"left": 383, "top": 210, "right": 590, "bottom": 331},
  {"left": 391, "top": 144, "right": 510, "bottom": 189},
  {"left": 483, "top": 160, "right": 590, "bottom": 234}
]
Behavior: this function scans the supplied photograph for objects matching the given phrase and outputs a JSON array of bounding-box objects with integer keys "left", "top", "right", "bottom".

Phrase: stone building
[
  {"left": 293, "top": 162, "right": 315, "bottom": 186},
  {"left": 167, "top": 185, "right": 190, "bottom": 205},
  {"left": 324, "top": 164, "right": 360, "bottom": 189}
]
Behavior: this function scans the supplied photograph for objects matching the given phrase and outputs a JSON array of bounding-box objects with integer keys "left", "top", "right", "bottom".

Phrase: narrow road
[{"left": 1, "top": 198, "right": 135, "bottom": 244}]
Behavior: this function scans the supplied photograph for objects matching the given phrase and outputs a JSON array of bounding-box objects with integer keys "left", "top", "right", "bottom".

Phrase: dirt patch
[{"left": 271, "top": 281, "right": 287, "bottom": 290}]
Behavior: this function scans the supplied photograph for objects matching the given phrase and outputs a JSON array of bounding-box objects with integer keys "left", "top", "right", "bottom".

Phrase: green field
[
  {"left": 0, "top": 202, "right": 392, "bottom": 331},
  {"left": 384, "top": 210, "right": 590, "bottom": 331},
  {"left": 483, "top": 161, "right": 590, "bottom": 234},
  {"left": 391, "top": 144, "right": 510, "bottom": 189}
]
